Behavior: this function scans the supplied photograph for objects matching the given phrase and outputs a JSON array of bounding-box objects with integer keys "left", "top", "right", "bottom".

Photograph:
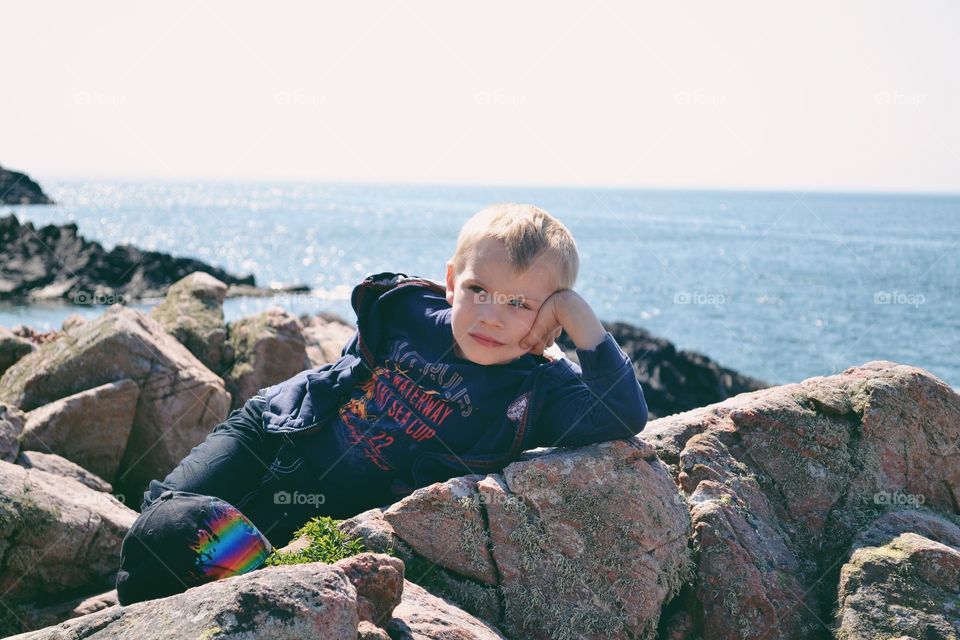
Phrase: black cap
[{"left": 116, "top": 491, "right": 273, "bottom": 605}]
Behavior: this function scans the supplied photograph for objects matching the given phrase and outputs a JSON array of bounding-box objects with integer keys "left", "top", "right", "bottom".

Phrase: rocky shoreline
[
  {"left": 0, "top": 166, "right": 53, "bottom": 205},
  {"left": 1, "top": 273, "right": 957, "bottom": 639},
  {"left": 0, "top": 213, "right": 310, "bottom": 302}
]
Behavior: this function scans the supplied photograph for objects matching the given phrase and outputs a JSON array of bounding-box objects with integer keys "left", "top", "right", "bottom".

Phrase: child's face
[{"left": 445, "top": 237, "right": 560, "bottom": 365}]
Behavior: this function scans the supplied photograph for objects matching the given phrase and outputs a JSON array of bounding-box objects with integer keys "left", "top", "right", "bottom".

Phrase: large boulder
[
  {"left": 223, "top": 306, "right": 309, "bottom": 409},
  {"left": 643, "top": 360, "right": 960, "bottom": 640},
  {"left": 302, "top": 312, "right": 355, "bottom": 367},
  {"left": 335, "top": 553, "right": 405, "bottom": 628},
  {"left": 0, "top": 306, "right": 231, "bottom": 500},
  {"left": 9, "top": 564, "right": 358, "bottom": 640},
  {"left": 10, "top": 553, "right": 403, "bottom": 640},
  {"left": 0, "top": 326, "right": 35, "bottom": 377},
  {"left": 0, "top": 460, "right": 136, "bottom": 611},
  {"left": 149, "top": 272, "right": 229, "bottom": 373},
  {"left": 346, "top": 438, "right": 692, "bottom": 640},
  {"left": 15, "top": 450, "right": 113, "bottom": 493},
  {"left": 0, "top": 402, "right": 26, "bottom": 461},
  {"left": 15, "top": 590, "right": 118, "bottom": 635},
  {"left": 388, "top": 581, "right": 508, "bottom": 640},
  {"left": 834, "top": 510, "right": 960, "bottom": 639},
  {"left": 18, "top": 379, "right": 139, "bottom": 484}
]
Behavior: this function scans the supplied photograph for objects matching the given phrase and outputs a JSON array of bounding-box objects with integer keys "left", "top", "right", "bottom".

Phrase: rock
[
  {"left": 0, "top": 165, "right": 53, "bottom": 204},
  {"left": 338, "top": 508, "right": 402, "bottom": 554},
  {"left": 358, "top": 620, "right": 391, "bottom": 639},
  {"left": 19, "top": 379, "right": 139, "bottom": 483},
  {"left": 382, "top": 439, "right": 691, "bottom": 640},
  {"left": 387, "top": 580, "right": 508, "bottom": 640},
  {"left": 9, "top": 562, "right": 361, "bottom": 640},
  {"left": 333, "top": 553, "right": 405, "bottom": 627},
  {"left": 149, "top": 272, "right": 229, "bottom": 373},
  {"left": 0, "top": 460, "right": 136, "bottom": 607},
  {"left": 0, "top": 326, "right": 35, "bottom": 376},
  {"left": 223, "top": 306, "right": 310, "bottom": 409},
  {"left": 834, "top": 511, "right": 960, "bottom": 639},
  {"left": 224, "top": 283, "right": 312, "bottom": 298},
  {"left": 60, "top": 314, "right": 87, "bottom": 332},
  {"left": 10, "top": 325, "right": 59, "bottom": 346},
  {"left": 0, "top": 402, "right": 27, "bottom": 461},
  {"left": 14, "top": 590, "right": 118, "bottom": 634},
  {"left": 0, "top": 213, "right": 259, "bottom": 302},
  {"left": 383, "top": 476, "right": 496, "bottom": 585},
  {"left": 848, "top": 508, "right": 960, "bottom": 551},
  {"left": 0, "top": 306, "right": 231, "bottom": 500},
  {"left": 302, "top": 313, "right": 356, "bottom": 367},
  {"left": 557, "top": 321, "right": 768, "bottom": 418},
  {"left": 15, "top": 450, "right": 113, "bottom": 492},
  {"left": 641, "top": 360, "right": 960, "bottom": 640}
]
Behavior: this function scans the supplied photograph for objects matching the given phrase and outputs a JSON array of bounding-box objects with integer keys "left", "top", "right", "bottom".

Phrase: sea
[{"left": 2, "top": 180, "right": 958, "bottom": 389}]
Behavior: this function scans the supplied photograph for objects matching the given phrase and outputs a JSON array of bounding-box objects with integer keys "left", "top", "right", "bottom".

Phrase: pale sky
[{"left": 3, "top": 1, "right": 958, "bottom": 192}]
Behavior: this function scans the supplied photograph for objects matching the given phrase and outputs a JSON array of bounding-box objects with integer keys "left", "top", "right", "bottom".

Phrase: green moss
[
  {"left": 197, "top": 627, "right": 224, "bottom": 640},
  {"left": 263, "top": 516, "right": 367, "bottom": 566}
]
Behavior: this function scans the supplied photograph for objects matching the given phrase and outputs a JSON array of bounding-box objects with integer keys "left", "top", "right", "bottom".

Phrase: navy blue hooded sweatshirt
[{"left": 256, "top": 272, "right": 648, "bottom": 508}]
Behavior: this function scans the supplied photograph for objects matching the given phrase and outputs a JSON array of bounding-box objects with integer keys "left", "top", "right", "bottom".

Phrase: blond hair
[{"left": 450, "top": 203, "right": 579, "bottom": 290}]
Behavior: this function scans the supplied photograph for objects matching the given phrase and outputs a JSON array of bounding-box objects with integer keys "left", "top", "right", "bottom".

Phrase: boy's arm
[{"left": 520, "top": 290, "right": 648, "bottom": 448}]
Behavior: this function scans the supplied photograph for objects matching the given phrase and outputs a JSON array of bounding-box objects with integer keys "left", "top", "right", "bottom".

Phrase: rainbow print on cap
[{"left": 189, "top": 502, "right": 271, "bottom": 581}]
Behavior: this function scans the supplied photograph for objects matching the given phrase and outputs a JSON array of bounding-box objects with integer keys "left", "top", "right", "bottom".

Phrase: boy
[{"left": 115, "top": 203, "right": 648, "bottom": 605}]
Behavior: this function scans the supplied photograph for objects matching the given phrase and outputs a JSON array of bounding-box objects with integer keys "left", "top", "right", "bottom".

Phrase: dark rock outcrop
[
  {"left": 0, "top": 165, "right": 53, "bottom": 205},
  {"left": 0, "top": 213, "right": 257, "bottom": 302},
  {"left": 558, "top": 321, "right": 768, "bottom": 418}
]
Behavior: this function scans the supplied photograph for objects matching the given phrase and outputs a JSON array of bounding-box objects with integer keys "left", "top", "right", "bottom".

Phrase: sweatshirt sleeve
[{"left": 530, "top": 331, "right": 648, "bottom": 448}]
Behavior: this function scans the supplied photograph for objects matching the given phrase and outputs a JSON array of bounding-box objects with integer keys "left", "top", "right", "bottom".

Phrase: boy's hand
[{"left": 519, "top": 290, "right": 607, "bottom": 355}]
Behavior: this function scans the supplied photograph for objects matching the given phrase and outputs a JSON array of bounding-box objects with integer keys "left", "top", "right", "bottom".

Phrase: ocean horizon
[{"left": 2, "top": 179, "right": 958, "bottom": 389}]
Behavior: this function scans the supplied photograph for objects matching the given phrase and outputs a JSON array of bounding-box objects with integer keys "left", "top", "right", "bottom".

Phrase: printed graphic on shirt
[
  {"left": 386, "top": 339, "right": 473, "bottom": 417},
  {"left": 339, "top": 359, "right": 456, "bottom": 472}
]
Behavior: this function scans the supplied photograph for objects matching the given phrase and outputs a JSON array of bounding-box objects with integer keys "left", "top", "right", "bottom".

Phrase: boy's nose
[{"left": 477, "top": 306, "right": 504, "bottom": 328}]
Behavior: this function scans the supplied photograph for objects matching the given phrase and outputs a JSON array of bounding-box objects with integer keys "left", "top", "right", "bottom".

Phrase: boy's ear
[{"left": 445, "top": 261, "right": 455, "bottom": 306}]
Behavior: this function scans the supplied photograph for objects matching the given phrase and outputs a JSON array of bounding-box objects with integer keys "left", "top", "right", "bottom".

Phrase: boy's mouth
[{"left": 469, "top": 332, "right": 504, "bottom": 347}]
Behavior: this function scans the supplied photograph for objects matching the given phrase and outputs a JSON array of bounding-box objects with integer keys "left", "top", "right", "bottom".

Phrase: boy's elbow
[
  {"left": 628, "top": 388, "right": 649, "bottom": 436},
  {"left": 635, "top": 398, "right": 648, "bottom": 434}
]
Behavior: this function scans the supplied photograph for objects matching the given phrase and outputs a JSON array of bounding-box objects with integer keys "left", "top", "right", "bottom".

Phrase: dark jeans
[{"left": 142, "top": 397, "right": 346, "bottom": 548}]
